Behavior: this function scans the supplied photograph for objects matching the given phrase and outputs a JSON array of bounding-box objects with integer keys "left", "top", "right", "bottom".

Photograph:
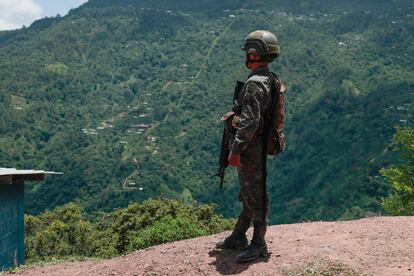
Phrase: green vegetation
[
  {"left": 381, "top": 127, "right": 414, "bottom": 215},
  {"left": 0, "top": 0, "right": 413, "bottom": 224},
  {"left": 25, "top": 203, "right": 96, "bottom": 260},
  {"left": 25, "top": 199, "right": 233, "bottom": 263},
  {"left": 130, "top": 216, "right": 207, "bottom": 250}
]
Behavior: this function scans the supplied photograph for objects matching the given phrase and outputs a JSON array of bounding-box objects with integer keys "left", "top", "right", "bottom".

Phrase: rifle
[
  {"left": 215, "top": 124, "right": 229, "bottom": 188},
  {"left": 214, "top": 80, "right": 245, "bottom": 188}
]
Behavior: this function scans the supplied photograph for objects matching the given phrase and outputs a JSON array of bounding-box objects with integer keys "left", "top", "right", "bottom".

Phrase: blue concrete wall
[{"left": 0, "top": 181, "right": 25, "bottom": 272}]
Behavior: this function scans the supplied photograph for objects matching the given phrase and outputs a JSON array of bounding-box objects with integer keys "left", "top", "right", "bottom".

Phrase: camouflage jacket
[{"left": 230, "top": 67, "right": 273, "bottom": 154}]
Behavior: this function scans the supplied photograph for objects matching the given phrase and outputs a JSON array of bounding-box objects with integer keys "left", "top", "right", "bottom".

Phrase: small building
[
  {"left": 0, "top": 168, "right": 61, "bottom": 271},
  {"left": 132, "top": 124, "right": 151, "bottom": 130}
]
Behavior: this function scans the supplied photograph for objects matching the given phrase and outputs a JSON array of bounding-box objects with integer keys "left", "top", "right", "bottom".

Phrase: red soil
[{"left": 8, "top": 216, "right": 414, "bottom": 276}]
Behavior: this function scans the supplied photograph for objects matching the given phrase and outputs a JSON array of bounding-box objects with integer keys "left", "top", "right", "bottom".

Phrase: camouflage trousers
[{"left": 234, "top": 140, "right": 269, "bottom": 243}]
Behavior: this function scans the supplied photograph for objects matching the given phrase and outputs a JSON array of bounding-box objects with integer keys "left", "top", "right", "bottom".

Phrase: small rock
[{"left": 275, "top": 254, "right": 281, "bottom": 257}]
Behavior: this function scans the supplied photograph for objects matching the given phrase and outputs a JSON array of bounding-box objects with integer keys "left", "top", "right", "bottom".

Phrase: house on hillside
[
  {"left": 0, "top": 168, "right": 61, "bottom": 271},
  {"left": 132, "top": 124, "right": 151, "bottom": 130}
]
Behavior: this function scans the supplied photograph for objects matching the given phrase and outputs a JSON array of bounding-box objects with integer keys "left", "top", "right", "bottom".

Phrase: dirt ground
[{"left": 7, "top": 216, "right": 414, "bottom": 276}]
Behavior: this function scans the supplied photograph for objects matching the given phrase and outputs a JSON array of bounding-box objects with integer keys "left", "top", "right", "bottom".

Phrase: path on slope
[
  {"left": 11, "top": 216, "right": 414, "bottom": 276},
  {"left": 119, "top": 20, "right": 235, "bottom": 188}
]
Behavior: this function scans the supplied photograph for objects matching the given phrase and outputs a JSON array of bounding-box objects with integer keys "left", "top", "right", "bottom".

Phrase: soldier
[{"left": 216, "top": 30, "right": 283, "bottom": 263}]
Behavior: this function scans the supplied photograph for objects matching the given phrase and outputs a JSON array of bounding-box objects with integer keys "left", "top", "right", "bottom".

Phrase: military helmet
[{"left": 241, "top": 30, "right": 280, "bottom": 61}]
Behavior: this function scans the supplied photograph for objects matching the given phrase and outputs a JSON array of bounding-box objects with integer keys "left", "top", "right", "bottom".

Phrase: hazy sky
[{"left": 0, "top": 0, "right": 88, "bottom": 31}]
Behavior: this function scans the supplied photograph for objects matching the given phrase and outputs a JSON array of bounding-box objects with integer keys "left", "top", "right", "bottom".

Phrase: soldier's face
[
  {"left": 246, "top": 54, "right": 261, "bottom": 61},
  {"left": 245, "top": 54, "right": 267, "bottom": 70}
]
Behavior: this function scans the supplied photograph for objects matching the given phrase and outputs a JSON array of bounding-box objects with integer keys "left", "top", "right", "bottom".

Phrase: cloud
[
  {"left": 71, "top": 0, "right": 87, "bottom": 4},
  {"left": 37, "top": 0, "right": 88, "bottom": 17},
  {"left": 0, "top": 0, "right": 43, "bottom": 31}
]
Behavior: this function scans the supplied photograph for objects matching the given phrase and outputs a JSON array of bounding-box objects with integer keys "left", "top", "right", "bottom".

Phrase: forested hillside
[{"left": 0, "top": 0, "right": 412, "bottom": 224}]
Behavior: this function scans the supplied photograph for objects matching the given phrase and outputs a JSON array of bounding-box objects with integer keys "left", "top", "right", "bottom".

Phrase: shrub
[
  {"left": 25, "top": 199, "right": 234, "bottom": 262},
  {"left": 102, "top": 198, "right": 234, "bottom": 254},
  {"left": 129, "top": 216, "right": 207, "bottom": 250},
  {"left": 25, "top": 203, "right": 97, "bottom": 262},
  {"left": 381, "top": 127, "right": 414, "bottom": 215}
]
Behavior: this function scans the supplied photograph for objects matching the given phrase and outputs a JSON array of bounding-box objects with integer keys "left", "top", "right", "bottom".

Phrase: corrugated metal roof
[
  {"left": 0, "top": 168, "right": 63, "bottom": 185},
  {"left": 0, "top": 168, "right": 62, "bottom": 176}
]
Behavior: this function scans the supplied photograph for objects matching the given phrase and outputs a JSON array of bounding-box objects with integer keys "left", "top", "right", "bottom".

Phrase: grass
[{"left": 283, "top": 259, "right": 361, "bottom": 276}]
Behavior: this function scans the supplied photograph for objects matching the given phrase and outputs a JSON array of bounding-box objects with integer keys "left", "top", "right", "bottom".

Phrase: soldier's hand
[{"left": 228, "top": 152, "right": 241, "bottom": 167}]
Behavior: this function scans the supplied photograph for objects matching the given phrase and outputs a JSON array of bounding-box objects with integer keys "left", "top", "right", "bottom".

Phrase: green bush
[
  {"left": 100, "top": 198, "right": 235, "bottom": 254},
  {"left": 381, "top": 127, "right": 414, "bottom": 215},
  {"left": 129, "top": 216, "right": 207, "bottom": 250},
  {"left": 25, "top": 199, "right": 234, "bottom": 262},
  {"left": 25, "top": 203, "right": 97, "bottom": 262}
]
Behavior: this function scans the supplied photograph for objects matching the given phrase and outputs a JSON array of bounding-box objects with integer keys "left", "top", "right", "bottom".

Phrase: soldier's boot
[
  {"left": 216, "top": 214, "right": 251, "bottom": 250},
  {"left": 236, "top": 222, "right": 268, "bottom": 263},
  {"left": 216, "top": 229, "right": 248, "bottom": 250}
]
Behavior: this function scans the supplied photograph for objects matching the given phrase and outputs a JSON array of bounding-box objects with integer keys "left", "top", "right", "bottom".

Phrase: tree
[{"left": 381, "top": 127, "right": 414, "bottom": 215}]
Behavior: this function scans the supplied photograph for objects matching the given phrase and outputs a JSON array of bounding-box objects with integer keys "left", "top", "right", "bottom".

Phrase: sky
[{"left": 0, "top": 0, "right": 88, "bottom": 31}]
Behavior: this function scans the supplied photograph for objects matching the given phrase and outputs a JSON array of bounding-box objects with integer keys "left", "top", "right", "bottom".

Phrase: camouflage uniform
[
  {"left": 216, "top": 29, "right": 281, "bottom": 262},
  {"left": 230, "top": 66, "right": 273, "bottom": 245}
]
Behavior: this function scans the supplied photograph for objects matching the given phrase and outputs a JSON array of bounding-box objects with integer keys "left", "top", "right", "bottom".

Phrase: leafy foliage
[
  {"left": 381, "top": 127, "right": 414, "bottom": 215},
  {"left": 97, "top": 198, "right": 234, "bottom": 254},
  {"left": 24, "top": 199, "right": 234, "bottom": 263},
  {"left": 129, "top": 216, "right": 207, "bottom": 250},
  {"left": 25, "top": 203, "right": 97, "bottom": 261}
]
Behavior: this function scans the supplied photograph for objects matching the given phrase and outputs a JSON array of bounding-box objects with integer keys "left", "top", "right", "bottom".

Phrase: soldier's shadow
[{"left": 208, "top": 248, "right": 272, "bottom": 275}]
